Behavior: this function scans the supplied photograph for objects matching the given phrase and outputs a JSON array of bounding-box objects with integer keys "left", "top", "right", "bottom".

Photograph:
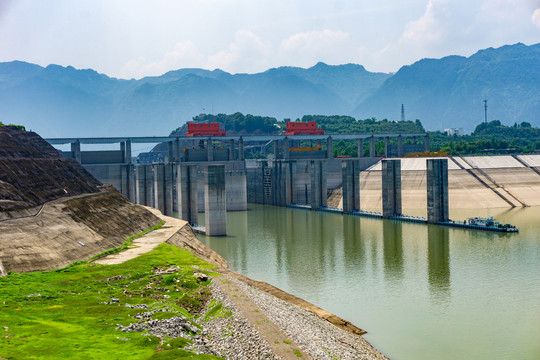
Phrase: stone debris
[
  {"left": 185, "top": 280, "right": 280, "bottom": 360},
  {"left": 193, "top": 272, "right": 209, "bottom": 282},
  {"left": 107, "top": 275, "right": 127, "bottom": 281},
  {"left": 112, "top": 274, "right": 387, "bottom": 359},
  {"left": 229, "top": 276, "right": 389, "bottom": 360},
  {"left": 124, "top": 303, "right": 149, "bottom": 310}
]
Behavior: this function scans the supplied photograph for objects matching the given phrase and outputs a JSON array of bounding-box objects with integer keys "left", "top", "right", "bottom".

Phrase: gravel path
[
  {"left": 186, "top": 277, "right": 281, "bottom": 359},
  {"left": 227, "top": 275, "right": 389, "bottom": 360},
  {"left": 184, "top": 273, "right": 388, "bottom": 360}
]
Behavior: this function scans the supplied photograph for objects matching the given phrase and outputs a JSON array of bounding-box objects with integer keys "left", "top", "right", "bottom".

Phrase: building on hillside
[
  {"left": 283, "top": 121, "right": 324, "bottom": 135},
  {"left": 185, "top": 122, "right": 226, "bottom": 137},
  {"left": 444, "top": 128, "right": 465, "bottom": 136}
]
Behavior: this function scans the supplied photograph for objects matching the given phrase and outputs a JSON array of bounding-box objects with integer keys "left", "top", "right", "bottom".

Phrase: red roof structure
[
  {"left": 284, "top": 121, "right": 324, "bottom": 135},
  {"left": 185, "top": 122, "right": 226, "bottom": 137}
]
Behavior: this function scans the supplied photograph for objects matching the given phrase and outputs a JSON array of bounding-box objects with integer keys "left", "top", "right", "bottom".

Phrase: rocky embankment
[{"left": 0, "top": 126, "right": 161, "bottom": 273}]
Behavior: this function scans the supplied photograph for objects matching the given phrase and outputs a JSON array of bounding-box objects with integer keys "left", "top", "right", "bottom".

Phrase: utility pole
[
  {"left": 484, "top": 100, "right": 488, "bottom": 123},
  {"left": 401, "top": 104, "right": 405, "bottom": 122}
]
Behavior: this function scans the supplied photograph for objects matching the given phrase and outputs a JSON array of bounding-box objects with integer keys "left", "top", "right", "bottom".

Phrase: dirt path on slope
[{"left": 94, "top": 207, "right": 187, "bottom": 265}]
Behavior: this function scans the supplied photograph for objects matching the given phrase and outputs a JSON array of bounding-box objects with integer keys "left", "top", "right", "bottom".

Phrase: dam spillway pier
[
  {"left": 341, "top": 160, "right": 361, "bottom": 213},
  {"left": 382, "top": 159, "right": 402, "bottom": 218},
  {"left": 427, "top": 159, "right": 449, "bottom": 224},
  {"left": 204, "top": 165, "right": 227, "bottom": 236}
]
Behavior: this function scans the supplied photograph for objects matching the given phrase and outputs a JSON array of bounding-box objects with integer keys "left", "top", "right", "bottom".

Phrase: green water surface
[{"left": 198, "top": 205, "right": 540, "bottom": 360}]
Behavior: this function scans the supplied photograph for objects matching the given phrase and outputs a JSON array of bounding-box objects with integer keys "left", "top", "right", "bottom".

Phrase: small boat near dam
[{"left": 439, "top": 216, "right": 519, "bottom": 233}]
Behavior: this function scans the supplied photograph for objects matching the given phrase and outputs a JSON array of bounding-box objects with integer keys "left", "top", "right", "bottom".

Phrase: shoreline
[{"left": 150, "top": 210, "right": 388, "bottom": 359}]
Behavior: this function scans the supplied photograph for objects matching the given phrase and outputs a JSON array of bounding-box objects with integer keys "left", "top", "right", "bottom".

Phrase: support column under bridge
[
  {"left": 382, "top": 159, "right": 402, "bottom": 218},
  {"left": 427, "top": 158, "right": 449, "bottom": 224}
]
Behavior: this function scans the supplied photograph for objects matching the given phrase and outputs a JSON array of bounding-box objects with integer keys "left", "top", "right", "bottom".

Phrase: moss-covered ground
[{"left": 0, "top": 243, "right": 223, "bottom": 359}]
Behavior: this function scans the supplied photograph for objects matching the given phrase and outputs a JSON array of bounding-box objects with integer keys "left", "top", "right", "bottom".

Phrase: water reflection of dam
[{"left": 427, "top": 225, "right": 451, "bottom": 302}]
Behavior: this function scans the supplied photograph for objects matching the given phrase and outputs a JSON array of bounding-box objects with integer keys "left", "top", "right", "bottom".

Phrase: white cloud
[
  {"left": 533, "top": 8, "right": 540, "bottom": 29},
  {"left": 277, "top": 29, "right": 350, "bottom": 68},
  {"left": 206, "top": 30, "right": 272, "bottom": 73},
  {"left": 281, "top": 29, "right": 349, "bottom": 53},
  {"left": 121, "top": 41, "right": 205, "bottom": 79},
  {"left": 400, "top": 0, "right": 450, "bottom": 46}
]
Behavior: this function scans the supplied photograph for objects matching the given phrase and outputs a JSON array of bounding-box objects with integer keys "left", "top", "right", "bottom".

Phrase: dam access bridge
[{"left": 46, "top": 133, "right": 431, "bottom": 236}]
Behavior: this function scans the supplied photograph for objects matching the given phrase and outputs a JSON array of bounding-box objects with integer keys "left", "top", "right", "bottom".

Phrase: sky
[{"left": 1, "top": 0, "right": 539, "bottom": 79}]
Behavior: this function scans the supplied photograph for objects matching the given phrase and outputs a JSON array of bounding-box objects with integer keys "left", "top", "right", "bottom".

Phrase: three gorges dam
[{"left": 45, "top": 124, "right": 540, "bottom": 236}]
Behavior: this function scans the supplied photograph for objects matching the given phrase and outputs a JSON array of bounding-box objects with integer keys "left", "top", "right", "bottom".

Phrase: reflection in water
[
  {"left": 342, "top": 216, "right": 364, "bottom": 269},
  {"left": 198, "top": 205, "right": 540, "bottom": 360},
  {"left": 427, "top": 225, "right": 450, "bottom": 303},
  {"left": 382, "top": 220, "right": 404, "bottom": 281}
]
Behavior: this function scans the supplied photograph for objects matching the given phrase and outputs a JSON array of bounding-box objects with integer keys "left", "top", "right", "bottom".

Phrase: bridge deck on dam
[{"left": 45, "top": 133, "right": 427, "bottom": 145}]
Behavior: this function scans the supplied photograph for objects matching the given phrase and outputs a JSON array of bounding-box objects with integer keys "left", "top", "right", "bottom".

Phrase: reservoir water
[{"left": 198, "top": 205, "right": 540, "bottom": 360}]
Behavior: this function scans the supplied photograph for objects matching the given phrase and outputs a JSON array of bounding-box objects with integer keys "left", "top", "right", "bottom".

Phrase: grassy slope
[{"left": 0, "top": 242, "right": 223, "bottom": 359}]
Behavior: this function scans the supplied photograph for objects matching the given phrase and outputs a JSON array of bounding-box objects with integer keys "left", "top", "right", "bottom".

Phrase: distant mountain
[
  {"left": 353, "top": 43, "right": 540, "bottom": 131},
  {"left": 0, "top": 61, "right": 385, "bottom": 137},
  {"left": 0, "top": 43, "right": 538, "bottom": 137}
]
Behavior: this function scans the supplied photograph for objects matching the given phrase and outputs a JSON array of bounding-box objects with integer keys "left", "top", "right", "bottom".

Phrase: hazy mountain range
[{"left": 0, "top": 43, "right": 538, "bottom": 137}]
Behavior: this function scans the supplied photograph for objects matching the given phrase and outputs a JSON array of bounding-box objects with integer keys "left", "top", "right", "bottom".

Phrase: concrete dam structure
[
  {"left": 46, "top": 133, "right": 540, "bottom": 232},
  {"left": 47, "top": 133, "right": 428, "bottom": 233}
]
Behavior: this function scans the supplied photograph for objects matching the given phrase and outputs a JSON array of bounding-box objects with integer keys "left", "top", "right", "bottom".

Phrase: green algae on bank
[{"left": 0, "top": 243, "right": 222, "bottom": 359}]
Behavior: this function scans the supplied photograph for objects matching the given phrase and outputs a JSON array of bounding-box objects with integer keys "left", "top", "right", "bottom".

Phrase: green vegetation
[
  {"left": 0, "top": 243, "right": 222, "bottom": 359},
  {"left": 171, "top": 113, "right": 279, "bottom": 136},
  {"left": 169, "top": 112, "right": 538, "bottom": 156},
  {"left": 0, "top": 122, "right": 26, "bottom": 131},
  {"left": 299, "top": 115, "right": 424, "bottom": 134},
  {"left": 429, "top": 120, "right": 540, "bottom": 155}
]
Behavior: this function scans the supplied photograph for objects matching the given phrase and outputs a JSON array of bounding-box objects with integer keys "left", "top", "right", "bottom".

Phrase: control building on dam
[{"left": 46, "top": 132, "right": 428, "bottom": 233}]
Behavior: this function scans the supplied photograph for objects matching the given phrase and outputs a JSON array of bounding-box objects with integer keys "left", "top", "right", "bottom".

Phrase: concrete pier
[
  {"left": 273, "top": 140, "right": 279, "bottom": 159},
  {"left": 238, "top": 138, "right": 245, "bottom": 161},
  {"left": 153, "top": 164, "right": 174, "bottom": 216},
  {"left": 125, "top": 164, "right": 136, "bottom": 202},
  {"left": 370, "top": 136, "right": 376, "bottom": 157},
  {"left": 283, "top": 137, "right": 290, "bottom": 160},
  {"left": 204, "top": 165, "right": 227, "bottom": 236},
  {"left": 135, "top": 165, "right": 153, "bottom": 206},
  {"left": 272, "top": 160, "right": 294, "bottom": 206},
  {"left": 226, "top": 169, "right": 248, "bottom": 211},
  {"left": 310, "top": 160, "right": 327, "bottom": 209},
  {"left": 327, "top": 137, "right": 333, "bottom": 159},
  {"left": 358, "top": 139, "right": 364, "bottom": 158},
  {"left": 384, "top": 137, "right": 390, "bottom": 158},
  {"left": 382, "top": 159, "right": 402, "bottom": 218},
  {"left": 397, "top": 136, "right": 403, "bottom": 158},
  {"left": 229, "top": 139, "right": 235, "bottom": 160},
  {"left": 424, "top": 134, "right": 430, "bottom": 152},
  {"left": 167, "top": 141, "right": 174, "bottom": 162},
  {"left": 177, "top": 164, "right": 198, "bottom": 225},
  {"left": 427, "top": 159, "right": 449, "bottom": 224},
  {"left": 207, "top": 140, "right": 214, "bottom": 161},
  {"left": 71, "top": 140, "right": 81, "bottom": 163},
  {"left": 342, "top": 160, "right": 360, "bottom": 213}
]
